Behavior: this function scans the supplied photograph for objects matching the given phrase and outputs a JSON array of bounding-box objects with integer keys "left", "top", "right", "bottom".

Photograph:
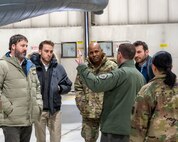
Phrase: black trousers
[
  {"left": 100, "top": 133, "right": 129, "bottom": 142},
  {"left": 2, "top": 126, "right": 32, "bottom": 142}
]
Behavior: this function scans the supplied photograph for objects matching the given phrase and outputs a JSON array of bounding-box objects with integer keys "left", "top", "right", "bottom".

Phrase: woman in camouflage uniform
[{"left": 130, "top": 51, "right": 178, "bottom": 142}]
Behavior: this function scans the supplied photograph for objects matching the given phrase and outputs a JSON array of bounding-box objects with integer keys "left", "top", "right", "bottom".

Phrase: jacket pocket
[
  {"left": 75, "top": 93, "right": 87, "bottom": 115},
  {"left": 1, "top": 95, "right": 13, "bottom": 116}
]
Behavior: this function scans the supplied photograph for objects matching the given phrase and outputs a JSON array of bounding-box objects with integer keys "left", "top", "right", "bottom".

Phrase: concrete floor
[{"left": 0, "top": 95, "right": 101, "bottom": 142}]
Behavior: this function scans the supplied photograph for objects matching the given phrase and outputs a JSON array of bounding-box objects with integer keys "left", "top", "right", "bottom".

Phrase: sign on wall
[
  {"left": 61, "top": 42, "right": 77, "bottom": 58},
  {"left": 98, "top": 41, "right": 113, "bottom": 57}
]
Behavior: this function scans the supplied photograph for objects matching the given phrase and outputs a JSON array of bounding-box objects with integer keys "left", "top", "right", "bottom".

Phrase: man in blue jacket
[
  {"left": 133, "top": 40, "right": 154, "bottom": 83},
  {"left": 30, "top": 40, "right": 72, "bottom": 142},
  {"left": 76, "top": 43, "right": 145, "bottom": 142}
]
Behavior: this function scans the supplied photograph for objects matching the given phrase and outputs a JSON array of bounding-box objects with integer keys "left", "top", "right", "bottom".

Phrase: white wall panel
[
  {"left": 94, "top": 5, "right": 109, "bottom": 25},
  {"left": 1, "top": 24, "right": 13, "bottom": 28},
  {"left": 169, "top": 0, "right": 178, "bottom": 22},
  {"left": 13, "top": 19, "right": 31, "bottom": 28},
  {"left": 109, "top": 0, "right": 128, "bottom": 24},
  {"left": 129, "top": 0, "right": 147, "bottom": 24},
  {"left": 91, "top": 25, "right": 128, "bottom": 41},
  {"left": 49, "top": 12, "right": 64, "bottom": 26},
  {"left": 0, "top": 24, "right": 178, "bottom": 80},
  {"left": 31, "top": 14, "right": 49, "bottom": 27},
  {"left": 68, "top": 11, "right": 82, "bottom": 26},
  {"left": 50, "top": 12, "right": 68, "bottom": 26},
  {"left": 149, "top": 0, "right": 168, "bottom": 23},
  {"left": 164, "top": 25, "right": 178, "bottom": 58}
]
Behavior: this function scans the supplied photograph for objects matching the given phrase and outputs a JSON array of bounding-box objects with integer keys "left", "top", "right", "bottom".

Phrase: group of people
[
  {"left": 0, "top": 34, "right": 177, "bottom": 142},
  {"left": 75, "top": 41, "right": 178, "bottom": 142},
  {"left": 0, "top": 34, "right": 72, "bottom": 142}
]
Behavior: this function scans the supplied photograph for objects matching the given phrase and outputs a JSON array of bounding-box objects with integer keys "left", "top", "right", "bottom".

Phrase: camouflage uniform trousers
[{"left": 81, "top": 117, "right": 100, "bottom": 142}]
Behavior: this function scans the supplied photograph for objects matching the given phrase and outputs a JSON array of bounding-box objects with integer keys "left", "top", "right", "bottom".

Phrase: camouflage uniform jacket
[
  {"left": 74, "top": 55, "right": 117, "bottom": 119},
  {"left": 130, "top": 74, "right": 178, "bottom": 142}
]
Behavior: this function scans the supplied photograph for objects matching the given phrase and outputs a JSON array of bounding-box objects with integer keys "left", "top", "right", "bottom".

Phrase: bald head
[
  {"left": 88, "top": 42, "right": 104, "bottom": 66},
  {"left": 88, "top": 42, "right": 101, "bottom": 51}
]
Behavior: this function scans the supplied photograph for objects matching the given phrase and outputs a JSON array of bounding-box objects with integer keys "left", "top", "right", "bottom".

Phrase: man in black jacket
[
  {"left": 133, "top": 40, "right": 154, "bottom": 83},
  {"left": 30, "top": 40, "right": 72, "bottom": 142}
]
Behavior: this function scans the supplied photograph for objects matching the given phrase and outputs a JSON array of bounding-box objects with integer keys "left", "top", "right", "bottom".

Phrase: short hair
[
  {"left": 152, "top": 51, "right": 176, "bottom": 88},
  {"left": 133, "top": 41, "right": 148, "bottom": 51},
  {"left": 39, "top": 40, "right": 54, "bottom": 50},
  {"left": 9, "top": 34, "right": 28, "bottom": 50},
  {"left": 118, "top": 43, "right": 136, "bottom": 60}
]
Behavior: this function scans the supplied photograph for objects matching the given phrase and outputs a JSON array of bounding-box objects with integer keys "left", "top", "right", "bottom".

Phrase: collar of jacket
[
  {"left": 3, "top": 51, "right": 27, "bottom": 67},
  {"left": 30, "top": 52, "right": 58, "bottom": 69},
  {"left": 149, "top": 74, "right": 166, "bottom": 82},
  {"left": 86, "top": 53, "right": 107, "bottom": 69},
  {"left": 2, "top": 51, "right": 35, "bottom": 75},
  {"left": 119, "top": 60, "right": 135, "bottom": 68},
  {"left": 135, "top": 55, "right": 152, "bottom": 68}
]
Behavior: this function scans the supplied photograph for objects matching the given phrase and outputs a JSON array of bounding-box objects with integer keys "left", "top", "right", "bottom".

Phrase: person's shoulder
[
  {"left": 0, "top": 58, "right": 10, "bottom": 74},
  {"left": 56, "top": 63, "right": 63, "bottom": 68},
  {"left": 146, "top": 55, "right": 153, "bottom": 63},
  {"left": 140, "top": 79, "right": 161, "bottom": 96},
  {"left": 0, "top": 57, "right": 8, "bottom": 66},
  {"left": 137, "top": 83, "right": 153, "bottom": 100},
  {"left": 0, "top": 57, "right": 5, "bottom": 63},
  {"left": 55, "top": 63, "right": 66, "bottom": 71},
  {"left": 107, "top": 58, "right": 117, "bottom": 64},
  {"left": 26, "top": 58, "right": 36, "bottom": 67},
  {"left": 171, "top": 80, "right": 178, "bottom": 94},
  {"left": 105, "top": 58, "right": 117, "bottom": 67}
]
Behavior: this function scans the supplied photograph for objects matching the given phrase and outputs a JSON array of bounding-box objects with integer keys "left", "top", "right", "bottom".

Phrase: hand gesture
[{"left": 75, "top": 49, "right": 84, "bottom": 65}]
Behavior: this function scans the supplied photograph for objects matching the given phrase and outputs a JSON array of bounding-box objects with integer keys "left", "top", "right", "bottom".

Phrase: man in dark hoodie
[{"left": 30, "top": 40, "right": 72, "bottom": 142}]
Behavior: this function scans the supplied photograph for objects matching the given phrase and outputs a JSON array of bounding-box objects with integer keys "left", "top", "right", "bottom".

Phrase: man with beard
[
  {"left": 30, "top": 40, "right": 72, "bottom": 142},
  {"left": 133, "top": 41, "right": 154, "bottom": 83},
  {"left": 0, "top": 34, "right": 43, "bottom": 142},
  {"left": 75, "top": 42, "right": 117, "bottom": 142}
]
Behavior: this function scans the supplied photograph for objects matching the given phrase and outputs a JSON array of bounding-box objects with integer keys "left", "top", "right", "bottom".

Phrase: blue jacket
[
  {"left": 30, "top": 53, "right": 72, "bottom": 114},
  {"left": 135, "top": 55, "right": 154, "bottom": 83}
]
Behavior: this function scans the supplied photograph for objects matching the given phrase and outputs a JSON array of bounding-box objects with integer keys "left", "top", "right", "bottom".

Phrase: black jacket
[{"left": 30, "top": 53, "right": 72, "bottom": 114}]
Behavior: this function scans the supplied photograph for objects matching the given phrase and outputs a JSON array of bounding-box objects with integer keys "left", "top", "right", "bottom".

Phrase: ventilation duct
[{"left": 0, "top": 0, "right": 109, "bottom": 26}]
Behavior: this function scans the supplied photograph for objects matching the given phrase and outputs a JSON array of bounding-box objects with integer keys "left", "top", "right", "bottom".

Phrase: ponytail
[
  {"left": 164, "top": 69, "right": 176, "bottom": 88},
  {"left": 152, "top": 51, "right": 177, "bottom": 88}
]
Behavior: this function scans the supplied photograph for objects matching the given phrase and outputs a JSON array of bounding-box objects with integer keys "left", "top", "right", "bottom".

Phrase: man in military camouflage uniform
[
  {"left": 130, "top": 51, "right": 178, "bottom": 142},
  {"left": 75, "top": 42, "right": 117, "bottom": 142}
]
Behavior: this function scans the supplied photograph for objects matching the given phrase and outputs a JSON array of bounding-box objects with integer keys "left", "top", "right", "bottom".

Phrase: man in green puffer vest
[
  {"left": 0, "top": 34, "right": 42, "bottom": 142},
  {"left": 75, "top": 42, "right": 117, "bottom": 142}
]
